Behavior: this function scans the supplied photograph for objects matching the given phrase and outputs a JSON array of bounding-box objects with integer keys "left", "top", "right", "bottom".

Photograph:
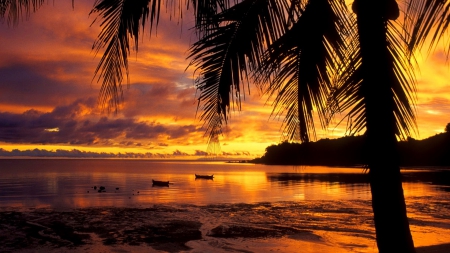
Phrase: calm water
[{"left": 0, "top": 159, "right": 449, "bottom": 209}]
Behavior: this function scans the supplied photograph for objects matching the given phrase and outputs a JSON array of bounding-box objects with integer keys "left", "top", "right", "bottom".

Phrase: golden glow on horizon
[
  {"left": 0, "top": 142, "right": 263, "bottom": 157},
  {"left": 0, "top": 104, "right": 55, "bottom": 114},
  {"left": 0, "top": 143, "right": 155, "bottom": 155}
]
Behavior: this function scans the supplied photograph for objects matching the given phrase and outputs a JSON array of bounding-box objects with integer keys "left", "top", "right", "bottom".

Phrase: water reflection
[
  {"left": 266, "top": 172, "right": 369, "bottom": 185},
  {"left": 266, "top": 172, "right": 371, "bottom": 201},
  {"left": 0, "top": 159, "right": 449, "bottom": 209},
  {"left": 402, "top": 169, "right": 450, "bottom": 192}
]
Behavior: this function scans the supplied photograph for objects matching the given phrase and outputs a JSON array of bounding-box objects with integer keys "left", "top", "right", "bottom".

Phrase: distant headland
[{"left": 251, "top": 130, "right": 450, "bottom": 167}]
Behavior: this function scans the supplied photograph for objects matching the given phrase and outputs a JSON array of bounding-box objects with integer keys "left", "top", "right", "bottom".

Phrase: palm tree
[
  {"left": 189, "top": 2, "right": 416, "bottom": 251},
  {"left": 2, "top": 0, "right": 450, "bottom": 252}
]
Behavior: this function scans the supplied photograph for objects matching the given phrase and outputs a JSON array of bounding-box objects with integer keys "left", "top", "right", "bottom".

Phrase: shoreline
[{"left": 1, "top": 201, "right": 449, "bottom": 253}]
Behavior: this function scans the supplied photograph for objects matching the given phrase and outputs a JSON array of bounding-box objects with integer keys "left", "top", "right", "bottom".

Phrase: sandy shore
[{"left": 1, "top": 201, "right": 449, "bottom": 253}]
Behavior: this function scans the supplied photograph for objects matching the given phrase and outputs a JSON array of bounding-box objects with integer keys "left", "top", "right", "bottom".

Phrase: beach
[{"left": 2, "top": 200, "right": 450, "bottom": 253}]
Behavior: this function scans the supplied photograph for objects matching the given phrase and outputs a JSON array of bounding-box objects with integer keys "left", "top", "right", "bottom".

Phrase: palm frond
[
  {"left": 90, "top": 0, "right": 154, "bottom": 112},
  {"left": 254, "top": 0, "right": 350, "bottom": 143},
  {"left": 0, "top": 0, "right": 46, "bottom": 25},
  {"left": 190, "top": 0, "right": 232, "bottom": 37},
  {"left": 404, "top": 0, "right": 450, "bottom": 56},
  {"left": 333, "top": 14, "right": 417, "bottom": 140},
  {"left": 326, "top": 11, "right": 364, "bottom": 134},
  {"left": 188, "top": 0, "right": 288, "bottom": 148},
  {"left": 387, "top": 20, "right": 417, "bottom": 138}
]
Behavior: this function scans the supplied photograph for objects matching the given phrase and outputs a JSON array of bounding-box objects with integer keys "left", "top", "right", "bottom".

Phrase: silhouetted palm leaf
[
  {"left": 405, "top": 0, "right": 450, "bottom": 55},
  {"left": 188, "top": 0, "right": 288, "bottom": 148},
  {"left": 190, "top": 0, "right": 229, "bottom": 37},
  {"left": 90, "top": 0, "right": 156, "bottom": 112},
  {"left": 254, "top": 0, "right": 350, "bottom": 143},
  {"left": 0, "top": 0, "right": 46, "bottom": 25},
  {"left": 331, "top": 19, "right": 417, "bottom": 139}
]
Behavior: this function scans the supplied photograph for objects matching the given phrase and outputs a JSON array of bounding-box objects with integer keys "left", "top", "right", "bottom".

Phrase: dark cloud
[
  {"left": 0, "top": 148, "right": 156, "bottom": 158},
  {"left": 194, "top": 150, "right": 208, "bottom": 156},
  {"left": 172, "top": 150, "right": 189, "bottom": 156},
  {"left": 221, "top": 151, "right": 251, "bottom": 156},
  {"left": 0, "top": 98, "right": 203, "bottom": 146},
  {"left": 119, "top": 141, "right": 143, "bottom": 147},
  {"left": 0, "top": 148, "right": 250, "bottom": 158},
  {"left": 2, "top": 147, "right": 237, "bottom": 159},
  {"left": 0, "top": 64, "right": 94, "bottom": 108},
  {"left": 121, "top": 83, "right": 197, "bottom": 119}
]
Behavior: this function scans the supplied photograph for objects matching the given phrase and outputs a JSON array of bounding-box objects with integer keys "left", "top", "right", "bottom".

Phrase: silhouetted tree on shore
[
  {"left": 4, "top": 0, "right": 450, "bottom": 252},
  {"left": 256, "top": 129, "right": 450, "bottom": 166}
]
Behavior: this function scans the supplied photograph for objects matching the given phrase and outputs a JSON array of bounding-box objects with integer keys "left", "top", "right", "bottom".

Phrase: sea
[
  {"left": 2, "top": 158, "right": 450, "bottom": 252},
  {"left": 0, "top": 159, "right": 449, "bottom": 210}
]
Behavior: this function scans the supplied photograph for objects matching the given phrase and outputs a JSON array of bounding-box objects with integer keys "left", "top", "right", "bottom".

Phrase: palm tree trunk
[{"left": 354, "top": 1, "right": 416, "bottom": 252}]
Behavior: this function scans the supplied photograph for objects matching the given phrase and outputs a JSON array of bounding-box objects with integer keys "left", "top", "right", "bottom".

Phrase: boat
[
  {"left": 152, "top": 180, "right": 170, "bottom": 186},
  {"left": 195, "top": 174, "right": 214, "bottom": 180}
]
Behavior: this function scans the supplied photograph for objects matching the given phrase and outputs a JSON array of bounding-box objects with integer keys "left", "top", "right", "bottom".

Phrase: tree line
[{"left": 253, "top": 124, "right": 450, "bottom": 167}]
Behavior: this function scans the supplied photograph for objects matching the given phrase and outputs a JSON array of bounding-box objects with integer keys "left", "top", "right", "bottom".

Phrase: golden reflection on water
[
  {"left": 44, "top": 174, "right": 443, "bottom": 211},
  {"left": 403, "top": 182, "right": 438, "bottom": 198},
  {"left": 0, "top": 160, "right": 448, "bottom": 210}
]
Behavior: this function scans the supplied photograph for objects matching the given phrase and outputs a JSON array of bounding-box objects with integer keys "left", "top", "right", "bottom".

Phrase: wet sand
[{"left": 1, "top": 201, "right": 449, "bottom": 253}]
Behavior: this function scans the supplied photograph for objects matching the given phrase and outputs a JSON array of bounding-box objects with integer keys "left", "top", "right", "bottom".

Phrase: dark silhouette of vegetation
[
  {"left": 253, "top": 127, "right": 450, "bottom": 167},
  {"left": 4, "top": 0, "right": 450, "bottom": 252},
  {"left": 253, "top": 136, "right": 366, "bottom": 166},
  {"left": 399, "top": 131, "right": 450, "bottom": 167}
]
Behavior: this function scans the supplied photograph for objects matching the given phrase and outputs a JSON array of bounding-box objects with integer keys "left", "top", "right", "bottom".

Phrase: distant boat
[
  {"left": 152, "top": 180, "right": 170, "bottom": 187},
  {"left": 195, "top": 174, "right": 214, "bottom": 180}
]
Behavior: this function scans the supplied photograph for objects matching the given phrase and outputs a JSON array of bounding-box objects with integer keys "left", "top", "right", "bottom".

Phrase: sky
[{"left": 0, "top": 1, "right": 449, "bottom": 159}]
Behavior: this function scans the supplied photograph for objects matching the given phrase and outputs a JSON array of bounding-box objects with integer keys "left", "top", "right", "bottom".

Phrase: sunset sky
[{"left": 0, "top": 0, "right": 449, "bottom": 159}]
